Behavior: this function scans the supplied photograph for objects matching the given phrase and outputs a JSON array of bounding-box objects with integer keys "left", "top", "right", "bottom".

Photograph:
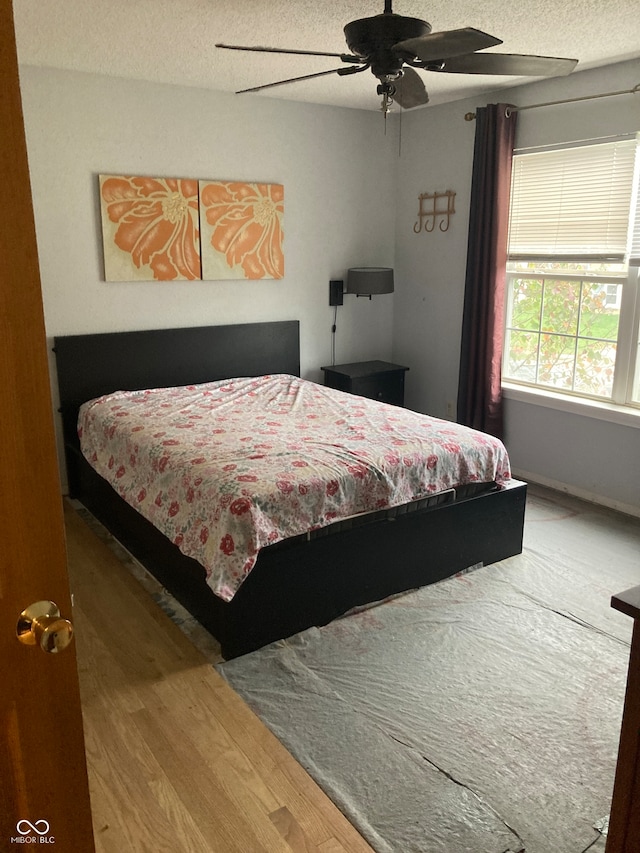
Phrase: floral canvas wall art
[
  {"left": 99, "top": 175, "right": 201, "bottom": 281},
  {"left": 99, "top": 175, "right": 284, "bottom": 282},
  {"left": 199, "top": 181, "right": 284, "bottom": 280}
]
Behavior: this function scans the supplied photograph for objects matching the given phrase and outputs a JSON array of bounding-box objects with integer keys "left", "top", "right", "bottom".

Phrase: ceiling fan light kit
[{"left": 216, "top": 1, "right": 578, "bottom": 114}]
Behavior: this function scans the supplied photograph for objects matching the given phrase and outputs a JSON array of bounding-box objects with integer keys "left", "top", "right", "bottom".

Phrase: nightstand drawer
[
  {"left": 350, "top": 373, "right": 405, "bottom": 405},
  {"left": 321, "top": 360, "right": 409, "bottom": 406}
]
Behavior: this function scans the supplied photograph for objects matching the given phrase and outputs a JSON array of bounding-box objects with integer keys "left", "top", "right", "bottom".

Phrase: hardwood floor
[{"left": 64, "top": 503, "right": 375, "bottom": 853}]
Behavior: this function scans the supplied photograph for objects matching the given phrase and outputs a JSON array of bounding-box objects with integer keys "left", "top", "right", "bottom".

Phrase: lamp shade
[{"left": 346, "top": 267, "right": 394, "bottom": 295}]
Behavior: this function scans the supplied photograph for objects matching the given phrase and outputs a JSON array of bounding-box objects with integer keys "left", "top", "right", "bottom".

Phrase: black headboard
[{"left": 54, "top": 320, "right": 300, "bottom": 470}]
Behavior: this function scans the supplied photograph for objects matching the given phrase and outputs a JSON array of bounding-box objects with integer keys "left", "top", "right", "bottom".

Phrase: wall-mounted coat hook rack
[{"left": 414, "top": 190, "right": 456, "bottom": 233}]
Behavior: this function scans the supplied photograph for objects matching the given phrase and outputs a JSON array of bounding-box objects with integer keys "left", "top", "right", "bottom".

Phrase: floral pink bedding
[{"left": 78, "top": 375, "right": 512, "bottom": 601}]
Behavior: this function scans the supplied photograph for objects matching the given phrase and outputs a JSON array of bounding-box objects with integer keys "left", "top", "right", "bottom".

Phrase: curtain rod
[{"left": 464, "top": 82, "right": 640, "bottom": 121}]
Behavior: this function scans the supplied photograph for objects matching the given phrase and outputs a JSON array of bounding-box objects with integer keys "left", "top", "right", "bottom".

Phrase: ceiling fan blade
[
  {"left": 236, "top": 67, "right": 347, "bottom": 94},
  {"left": 394, "top": 67, "right": 429, "bottom": 109},
  {"left": 216, "top": 43, "right": 362, "bottom": 63},
  {"left": 395, "top": 28, "right": 502, "bottom": 63},
  {"left": 438, "top": 52, "right": 578, "bottom": 76}
]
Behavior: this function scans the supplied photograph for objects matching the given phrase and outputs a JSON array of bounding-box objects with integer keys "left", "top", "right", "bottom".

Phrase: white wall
[
  {"left": 394, "top": 59, "right": 640, "bottom": 514},
  {"left": 19, "top": 67, "right": 398, "bottom": 377},
  {"left": 19, "top": 67, "right": 399, "bottom": 485},
  {"left": 19, "top": 61, "right": 640, "bottom": 513}
]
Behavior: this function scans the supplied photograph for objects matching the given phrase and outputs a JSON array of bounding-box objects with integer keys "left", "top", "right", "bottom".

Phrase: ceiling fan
[{"left": 216, "top": 1, "right": 578, "bottom": 113}]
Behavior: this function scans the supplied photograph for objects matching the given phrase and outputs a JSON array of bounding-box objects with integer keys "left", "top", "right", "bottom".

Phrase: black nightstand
[{"left": 321, "top": 360, "right": 409, "bottom": 406}]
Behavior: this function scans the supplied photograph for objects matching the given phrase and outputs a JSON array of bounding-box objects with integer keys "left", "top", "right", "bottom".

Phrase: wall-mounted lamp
[{"left": 329, "top": 267, "right": 394, "bottom": 305}]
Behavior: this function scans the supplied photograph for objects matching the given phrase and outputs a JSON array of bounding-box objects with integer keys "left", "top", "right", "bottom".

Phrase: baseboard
[{"left": 512, "top": 468, "right": 640, "bottom": 520}]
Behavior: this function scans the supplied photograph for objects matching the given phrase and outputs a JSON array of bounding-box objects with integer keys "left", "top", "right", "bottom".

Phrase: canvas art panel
[
  {"left": 99, "top": 175, "right": 202, "bottom": 281},
  {"left": 99, "top": 175, "right": 284, "bottom": 282},
  {"left": 199, "top": 180, "right": 284, "bottom": 280}
]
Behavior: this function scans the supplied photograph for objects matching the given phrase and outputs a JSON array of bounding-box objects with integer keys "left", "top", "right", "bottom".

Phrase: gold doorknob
[{"left": 17, "top": 601, "right": 74, "bottom": 654}]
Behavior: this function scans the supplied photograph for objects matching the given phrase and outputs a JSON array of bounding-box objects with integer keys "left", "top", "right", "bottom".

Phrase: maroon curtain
[{"left": 457, "top": 103, "right": 517, "bottom": 438}]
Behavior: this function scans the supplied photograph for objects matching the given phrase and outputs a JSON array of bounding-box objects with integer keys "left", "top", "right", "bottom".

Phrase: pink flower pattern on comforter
[{"left": 78, "top": 375, "right": 511, "bottom": 601}]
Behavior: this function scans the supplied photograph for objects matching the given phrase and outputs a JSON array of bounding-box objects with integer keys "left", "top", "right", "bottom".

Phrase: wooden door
[{"left": 0, "top": 0, "right": 95, "bottom": 848}]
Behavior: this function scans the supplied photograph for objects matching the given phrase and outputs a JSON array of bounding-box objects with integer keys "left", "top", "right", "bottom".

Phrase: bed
[{"left": 54, "top": 320, "right": 527, "bottom": 659}]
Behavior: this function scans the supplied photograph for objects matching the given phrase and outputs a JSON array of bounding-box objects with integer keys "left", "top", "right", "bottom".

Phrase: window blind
[
  {"left": 508, "top": 137, "right": 639, "bottom": 262},
  {"left": 630, "top": 179, "right": 640, "bottom": 266}
]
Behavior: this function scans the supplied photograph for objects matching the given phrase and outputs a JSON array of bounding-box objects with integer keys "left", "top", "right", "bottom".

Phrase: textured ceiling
[{"left": 13, "top": 0, "right": 640, "bottom": 112}]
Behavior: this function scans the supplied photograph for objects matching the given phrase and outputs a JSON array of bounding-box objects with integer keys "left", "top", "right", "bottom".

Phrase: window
[{"left": 503, "top": 135, "right": 640, "bottom": 409}]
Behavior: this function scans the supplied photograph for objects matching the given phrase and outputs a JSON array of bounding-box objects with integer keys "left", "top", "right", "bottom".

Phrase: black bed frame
[{"left": 54, "top": 320, "right": 527, "bottom": 659}]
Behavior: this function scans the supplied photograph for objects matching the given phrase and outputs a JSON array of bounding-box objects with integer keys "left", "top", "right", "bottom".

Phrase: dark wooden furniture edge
[
  {"left": 53, "top": 321, "right": 527, "bottom": 659},
  {"left": 612, "top": 586, "right": 640, "bottom": 621},
  {"left": 72, "top": 450, "right": 526, "bottom": 658},
  {"left": 54, "top": 320, "right": 300, "bottom": 494},
  {"left": 321, "top": 360, "right": 410, "bottom": 377},
  {"left": 606, "top": 586, "right": 640, "bottom": 853},
  {"left": 321, "top": 360, "right": 410, "bottom": 406}
]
